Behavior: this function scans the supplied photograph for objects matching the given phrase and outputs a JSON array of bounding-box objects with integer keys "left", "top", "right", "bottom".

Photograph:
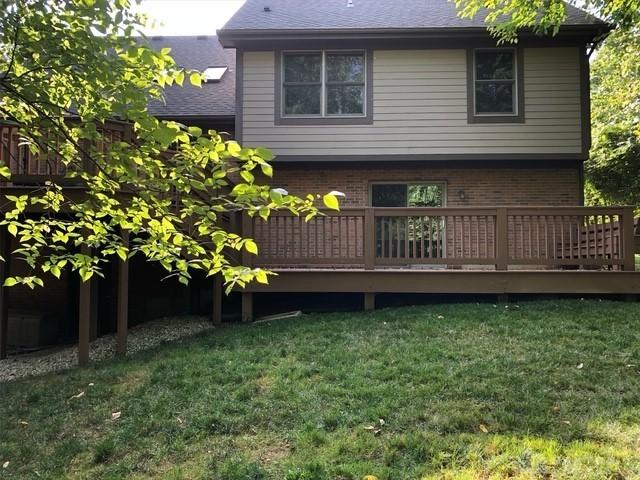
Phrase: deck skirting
[{"left": 244, "top": 270, "right": 640, "bottom": 295}]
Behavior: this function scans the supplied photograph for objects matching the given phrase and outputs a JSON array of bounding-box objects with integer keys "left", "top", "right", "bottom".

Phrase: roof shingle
[
  {"left": 220, "top": 0, "right": 605, "bottom": 32},
  {"left": 146, "top": 36, "right": 235, "bottom": 119}
]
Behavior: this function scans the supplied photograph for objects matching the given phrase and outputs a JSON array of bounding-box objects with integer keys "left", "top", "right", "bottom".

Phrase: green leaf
[
  {"left": 189, "top": 72, "right": 202, "bottom": 87},
  {"left": 7, "top": 224, "right": 17, "bottom": 236},
  {"left": 245, "top": 240, "right": 258, "bottom": 255},
  {"left": 323, "top": 194, "right": 340, "bottom": 211},
  {"left": 255, "top": 147, "right": 274, "bottom": 161},
  {"left": 3, "top": 277, "right": 17, "bottom": 287},
  {"left": 50, "top": 265, "right": 61, "bottom": 279},
  {"left": 255, "top": 269, "right": 269, "bottom": 284},
  {"left": 240, "top": 170, "right": 254, "bottom": 184},
  {"left": 188, "top": 126, "right": 202, "bottom": 138},
  {"left": 0, "top": 166, "right": 11, "bottom": 179},
  {"left": 260, "top": 163, "right": 273, "bottom": 177}
]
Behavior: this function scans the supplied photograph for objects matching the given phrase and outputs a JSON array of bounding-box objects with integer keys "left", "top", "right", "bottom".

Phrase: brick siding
[{"left": 270, "top": 164, "right": 582, "bottom": 207}]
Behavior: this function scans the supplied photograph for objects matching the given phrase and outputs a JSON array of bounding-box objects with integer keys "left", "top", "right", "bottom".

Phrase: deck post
[
  {"left": 116, "top": 231, "right": 129, "bottom": 355},
  {"left": 212, "top": 274, "right": 223, "bottom": 324},
  {"left": 241, "top": 292, "right": 253, "bottom": 322},
  {"left": 89, "top": 274, "right": 99, "bottom": 341},
  {"left": 0, "top": 227, "right": 10, "bottom": 360},
  {"left": 622, "top": 207, "right": 636, "bottom": 271},
  {"left": 78, "top": 245, "right": 92, "bottom": 366},
  {"left": 364, "top": 292, "right": 376, "bottom": 311},
  {"left": 495, "top": 208, "right": 509, "bottom": 271},
  {"left": 364, "top": 208, "right": 375, "bottom": 270}
]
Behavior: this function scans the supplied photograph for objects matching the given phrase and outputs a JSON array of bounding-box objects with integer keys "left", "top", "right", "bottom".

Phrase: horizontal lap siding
[{"left": 242, "top": 48, "right": 583, "bottom": 156}]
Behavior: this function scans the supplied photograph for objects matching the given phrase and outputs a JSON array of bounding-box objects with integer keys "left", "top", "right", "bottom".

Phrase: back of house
[{"left": 218, "top": 0, "right": 608, "bottom": 209}]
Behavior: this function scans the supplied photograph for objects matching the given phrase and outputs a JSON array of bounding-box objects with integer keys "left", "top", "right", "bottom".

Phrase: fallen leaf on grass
[
  {"left": 562, "top": 420, "right": 571, "bottom": 425},
  {"left": 70, "top": 391, "right": 85, "bottom": 400},
  {"left": 19, "top": 421, "right": 28, "bottom": 425},
  {"left": 577, "top": 363, "right": 584, "bottom": 369},
  {"left": 111, "top": 411, "right": 121, "bottom": 421},
  {"left": 479, "top": 424, "right": 489, "bottom": 433},
  {"left": 363, "top": 476, "right": 379, "bottom": 480},
  {"left": 176, "top": 417, "right": 183, "bottom": 424},
  {"left": 378, "top": 418, "right": 385, "bottom": 426},
  {"left": 364, "top": 426, "right": 381, "bottom": 435},
  {"left": 2, "top": 461, "right": 9, "bottom": 469}
]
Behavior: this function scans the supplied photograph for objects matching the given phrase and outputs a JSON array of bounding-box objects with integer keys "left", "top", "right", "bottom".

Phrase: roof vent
[
  {"left": 196, "top": 35, "right": 208, "bottom": 40},
  {"left": 264, "top": 6, "right": 271, "bottom": 12},
  {"left": 203, "top": 66, "right": 228, "bottom": 83},
  {"left": 347, "top": 0, "right": 354, "bottom": 7}
]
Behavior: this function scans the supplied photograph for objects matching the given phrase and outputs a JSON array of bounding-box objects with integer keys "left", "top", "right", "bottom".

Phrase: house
[
  {"left": 0, "top": 2, "right": 639, "bottom": 364},
  {"left": 217, "top": 0, "right": 640, "bottom": 320}
]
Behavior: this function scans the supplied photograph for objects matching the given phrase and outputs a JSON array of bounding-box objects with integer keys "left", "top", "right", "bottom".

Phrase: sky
[{"left": 135, "top": 0, "right": 245, "bottom": 35}]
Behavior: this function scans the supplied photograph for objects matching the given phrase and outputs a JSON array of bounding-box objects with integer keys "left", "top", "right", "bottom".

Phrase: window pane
[
  {"left": 476, "top": 51, "right": 514, "bottom": 80},
  {"left": 475, "top": 82, "right": 514, "bottom": 114},
  {"left": 326, "top": 54, "right": 364, "bottom": 82},
  {"left": 284, "top": 54, "right": 321, "bottom": 83},
  {"left": 371, "top": 184, "right": 407, "bottom": 207},
  {"left": 326, "top": 85, "right": 364, "bottom": 115},
  {"left": 284, "top": 85, "right": 321, "bottom": 115},
  {"left": 408, "top": 184, "right": 444, "bottom": 207}
]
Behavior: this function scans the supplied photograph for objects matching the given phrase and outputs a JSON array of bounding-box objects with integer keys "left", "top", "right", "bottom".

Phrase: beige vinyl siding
[{"left": 242, "top": 48, "right": 582, "bottom": 156}]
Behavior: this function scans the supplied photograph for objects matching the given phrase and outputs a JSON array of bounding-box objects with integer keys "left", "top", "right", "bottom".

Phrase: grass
[{"left": 1, "top": 300, "right": 640, "bottom": 479}]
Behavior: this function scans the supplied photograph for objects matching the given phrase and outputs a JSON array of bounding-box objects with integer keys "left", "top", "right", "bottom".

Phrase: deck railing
[
  {"left": 247, "top": 206, "right": 637, "bottom": 271},
  {"left": 0, "top": 122, "right": 130, "bottom": 185}
]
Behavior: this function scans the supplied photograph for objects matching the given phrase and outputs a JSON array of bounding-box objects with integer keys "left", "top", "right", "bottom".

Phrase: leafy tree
[
  {"left": 454, "top": 0, "right": 640, "bottom": 43},
  {"left": 0, "top": 0, "right": 339, "bottom": 290},
  {"left": 586, "top": 28, "right": 640, "bottom": 207}
]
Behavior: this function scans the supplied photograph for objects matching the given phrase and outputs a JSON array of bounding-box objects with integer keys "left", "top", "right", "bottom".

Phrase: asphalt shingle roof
[
  {"left": 146, "top": 36, "right": 235, "bottom": 119},
  {"left": 220, "top": 0, "right": 606, "bottom": 32}
]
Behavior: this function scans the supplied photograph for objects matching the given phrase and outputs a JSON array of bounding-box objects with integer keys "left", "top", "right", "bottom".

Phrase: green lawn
[{"left": 2, "top": 301, "right": 640, "bottom": 480}]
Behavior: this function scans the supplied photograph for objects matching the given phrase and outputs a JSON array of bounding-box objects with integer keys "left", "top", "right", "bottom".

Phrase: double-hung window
[
  {"left": 468, "top": 48, "right": 524, "bottom": 123},
  {"left": 278, "top": 50, "right": 371, "bottom": 124}
]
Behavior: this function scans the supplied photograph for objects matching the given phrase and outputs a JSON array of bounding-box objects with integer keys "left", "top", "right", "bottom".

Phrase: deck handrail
[{"left": 246, "top": 206, "right": 637, "bottom": 272}]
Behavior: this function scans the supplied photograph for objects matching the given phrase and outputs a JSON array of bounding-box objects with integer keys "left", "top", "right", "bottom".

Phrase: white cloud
[{"left": 136, "top": 0, "right": 245, "bottom": 35}]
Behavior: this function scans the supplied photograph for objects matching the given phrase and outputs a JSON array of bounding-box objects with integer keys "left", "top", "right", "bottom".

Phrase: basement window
[{"left": 203, "top": 66, "right": 228, "bottom": 82}]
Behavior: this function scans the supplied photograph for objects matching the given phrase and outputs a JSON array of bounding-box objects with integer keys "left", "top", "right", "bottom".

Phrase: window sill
[
  {"left": 467, "top": 114, "right": 525, "bottom": 124},
  {"left": 274, "top": 115, "right": 374, "bottom": 126}
]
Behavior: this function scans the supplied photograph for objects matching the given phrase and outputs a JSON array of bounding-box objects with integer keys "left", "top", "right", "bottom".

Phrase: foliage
[
  {"left": 0, "top": 0, "right": 339, "bottom": 290},
  {"left": 1, "top": 301, "right": 640, "bottom": 478},
  {"left": 586, "top": 28, "right": 640, "bottom": 207},
  {"left": 454, "top": 0, "right": 640, "bottom": 43}
]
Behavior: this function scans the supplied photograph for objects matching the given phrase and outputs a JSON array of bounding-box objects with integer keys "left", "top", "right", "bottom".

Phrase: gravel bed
[{"left": 0, "top": 316, "right": 214, "bottom": 383}]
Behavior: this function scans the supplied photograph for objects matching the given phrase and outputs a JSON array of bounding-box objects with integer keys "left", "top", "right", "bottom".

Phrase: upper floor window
[
  {"left": 468, "top": 48, "right": 524, "bottom": 123},
  {"left": 276, "top": 50, "right": 372, "bottom": 125}
]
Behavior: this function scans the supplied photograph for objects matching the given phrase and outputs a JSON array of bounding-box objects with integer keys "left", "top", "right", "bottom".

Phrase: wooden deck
[{"left": 238, "top": 206, "right": 640, "bottom": 319}]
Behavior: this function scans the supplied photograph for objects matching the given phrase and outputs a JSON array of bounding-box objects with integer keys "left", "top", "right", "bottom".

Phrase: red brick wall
[{"left": 270, "top": 164, "right": 582, "bottom": 207}]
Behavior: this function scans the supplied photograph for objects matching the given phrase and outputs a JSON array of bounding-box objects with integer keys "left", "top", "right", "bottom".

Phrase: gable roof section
[
  {"left": 146, "top": 36, "right": 235, "bottom": 119},
  {"left": 218, "top": 0, "right": 608, "bottom": 44}
]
